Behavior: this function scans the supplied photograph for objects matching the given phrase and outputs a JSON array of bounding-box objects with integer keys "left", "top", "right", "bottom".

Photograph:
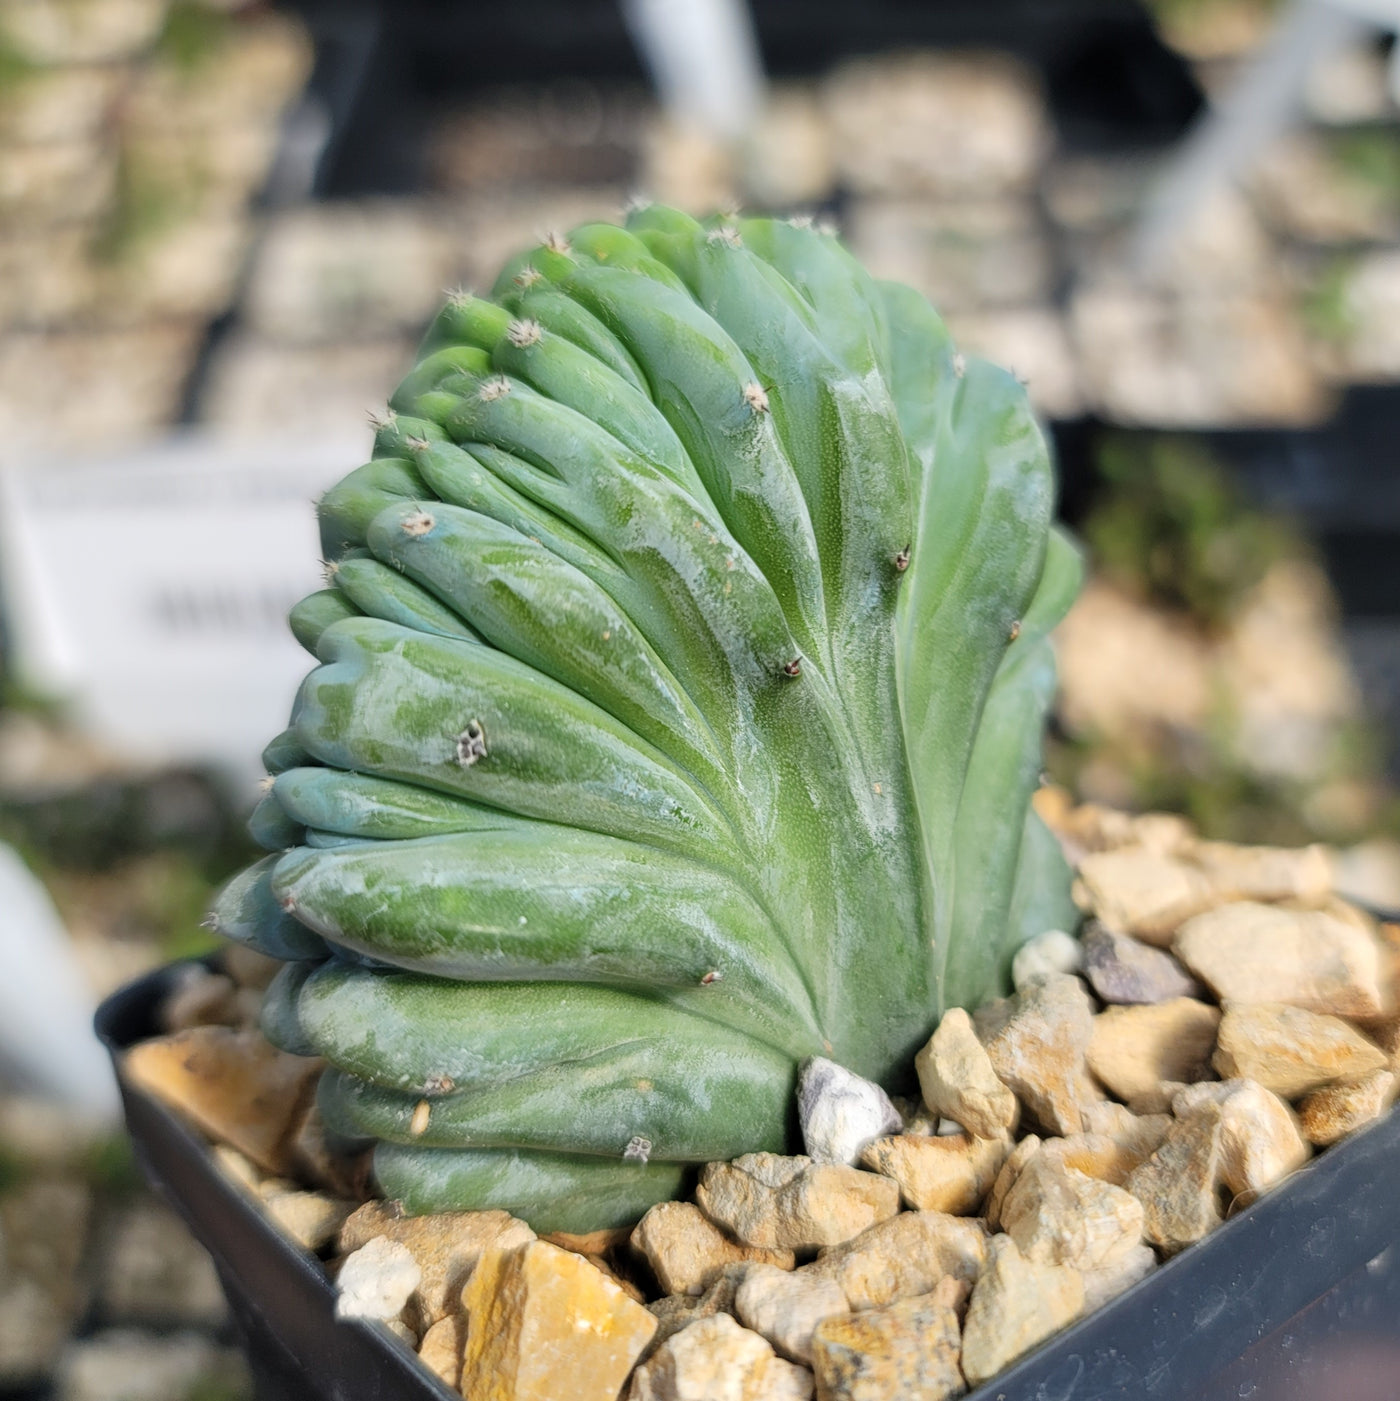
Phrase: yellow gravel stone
[
  {"left": 1298, "top": 1070, "right": 1397, "bottom": 1146},
  {"left": 123, "top": 1027, "right": 321, "bottom": 1175},
  {"left": 1086, "top": 998, "right": 1220, "bottom": 1103},
  {"left": 459, "top": 1240, "right": 656, "bottom": 1401},
  {"left": 859, "top": 1130, "right": 1010, "bottom": 1214},
  {"left": 1213, "top": 1003, "right": 1388, "bottom": 1097},
  {"left": 631, "top": 1201, "right": 795, "bottom": 1297},
  {"left": 810, "top": 1277, "right": 965, "bottom": 1401}
]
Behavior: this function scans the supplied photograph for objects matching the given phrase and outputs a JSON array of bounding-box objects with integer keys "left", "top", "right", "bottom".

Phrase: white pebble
[
  {"left": 798, "top": 1056, "right": 902, "bottom": 1165},
  {"left": 1011, "top": 930, "right": 1084, "bottom": 992},
  {"left": 335, "top": 1236, "right": 421, "bottom": 1321}
]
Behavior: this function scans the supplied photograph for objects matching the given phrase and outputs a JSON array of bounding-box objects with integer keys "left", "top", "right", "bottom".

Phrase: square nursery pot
[{"left": 99, "top": 961, "right": 1400, "bottom": 1401}]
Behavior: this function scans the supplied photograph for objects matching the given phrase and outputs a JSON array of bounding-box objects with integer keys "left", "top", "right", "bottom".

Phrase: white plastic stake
[
  {"left": 621, "top": 0, "right": 766, "bottom": 140},
  {"left": 0, "top": 842, "right": 119, "bottom": 1120},
  {"left": 1134, "top": 0, "right": 1387, "bottom": 273}
]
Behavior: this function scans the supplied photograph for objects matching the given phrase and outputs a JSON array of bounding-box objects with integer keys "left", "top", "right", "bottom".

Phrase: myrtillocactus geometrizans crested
[{"left": 214, "top": 205, "right": 1082, "bottom": 1232}]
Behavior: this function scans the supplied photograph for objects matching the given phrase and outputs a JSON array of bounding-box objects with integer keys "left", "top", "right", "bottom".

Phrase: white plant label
[{"left": 0, "top": 432, "right": 368, "bottom": 789}]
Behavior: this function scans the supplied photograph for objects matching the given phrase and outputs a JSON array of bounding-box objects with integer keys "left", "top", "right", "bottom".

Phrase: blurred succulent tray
[
  {"left": 283, "top": 0, "right": 1200, "bottom": 196},
  {"left": 99, "top": 959, "right": 1400, "bottom": 1401},
  {"left": 1053, "top": 384, "right": 1400, "bottom": 620}
]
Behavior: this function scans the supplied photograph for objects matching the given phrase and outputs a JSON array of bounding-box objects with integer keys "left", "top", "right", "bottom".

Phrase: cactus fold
[{"left": 217, "top": 206, "right": 1081, "bottom": 1233}]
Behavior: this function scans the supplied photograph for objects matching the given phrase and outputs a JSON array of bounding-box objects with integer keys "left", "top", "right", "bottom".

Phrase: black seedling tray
[
  {"left": 276, "top": 0, "right": 1201, "bottom": 195},
  {"left": 99, "top": 961, "right": 1400, "bottom": 1401}
]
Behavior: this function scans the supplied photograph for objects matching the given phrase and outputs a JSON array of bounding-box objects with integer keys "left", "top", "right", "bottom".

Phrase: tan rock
[
  {"left": 290, "top": 1104, "right": 371, "bottom": 1201},
  {"left": 581, "top": 1255, "right": 648, "bottom": 1304},
  {"left": 805, "top": 1210, "right": 987, "bottom": 1311},
  {"left": 1078, "top": 1103, "right": 1173, "bottom": 1177},
  {"left": 1317, "top": 896, "right": 1384, "bottom": 936},
  {"left": 383, "top": 1318, "right": 417, "bottom": 1346},
  {"left": 985, "top": 1133, "right": 1042, "bottom": 1232},
  {"left": 417, "top": 1314, "right": 464, "bottom": 1391},
  {"left": 544, "top": 1226, "right": 647, "bottom": 1303},
  {"left": 961, "top": 1235, "right": 1084, "bottom": 1386},
  {"left": 1079, "top": 1101, "right": 1160, "bottom": 1140},
  {"left": 339, "top": 1201, "right": 535, "bottom": 1325},
  {"left": 1124, "top": 1104, "right": 1225, "bottom": 1254},
  {"left": 696, "top": 1154, "right": 900, "bottom": 1252},
  {"left": 221, "top": 944, "right": 283, "bottom": 990},
  {"left": 1370, "top": 1016, "right": 1400, "bottom": 1071},
  {"left": 1213, "top": 1003, "right": 1388, "bottom": 1098},
  {"left": 122, "top": 1027, "right": 322, "bottom": 1175},
  {"left": 1298, "top": 1070, "right": 1397, "bottom": 1146},
  {"left": 1378, "top": 921, "right": 1400, "bottom": 1017},
  {"left": 809, "top": 1277, "right": 965, "bottom": 1401},
  {"left": 632, "top": 1201, "right": 794, "bottom": 1297},
  {"left": 859, "top": 1130, "right": 1010, "bottom": 1214},
  {"left": 915, "top": 1007, "right": 1018, "bottom": 1137},
  {"left": 1171, "top": 1079, "right": 1311, "bottom": 1196},
  {"left": 1073, "top": 847, "right": 1216, "bottom": 944},
  {"left": 1001, "top": 1153, "right": 1145, "bottom": 1271},
  {"left": 1087, "top": 999, "right": 1220, "bottom": 1103},
  {"left": 1188, "top": 840, "right": 1333, "bottom": 905},
  {"left": 211, "top": 1144, "right": 262, "bottom": 1194},
  {"left": 896, "top": 1098, "right": 941, "bottom": 1136},
  {"left": 1126, "top": 1081, "right": 1189, "bottom": 1116},
  {"left": 1039, "top": 796, "right": 1194, "bottom": 863},
  {"left": 628, "top": 1313, "right": 814, "bottom": 1400},
  {"left": 644, "top": 1264, "right": 752, "bottom": 1360},
  {"left": 460, "top": 1241, "right": 657, "bottom": 1401},
  {"left": 1175, "top": 902, "right": 1386, "bottom": 1019},
  {"left": 734, "top": 1263, "right": 849, "bottom": 1364},
  {"left": 1080, "top": 1244, "right": 1157, "bottom": 1312},
  {"left": 161, "top": 967, "right": 240, "bottom": 1032},
  {"left": 978, "top": 974, "right": 1098, "bottom": 1135},
  {"left": 544, "top": 1224, "right": 635, "bottom": 1256},
  {"left": 1037, "top": 1133, "right": 1137, "bottom": 1189},
  {"left": 335, "top": 1236, "right": 421, "bottom": 1321},
  {"left": 262, "top": 1190, "right": 355, "bottom": 1252}
]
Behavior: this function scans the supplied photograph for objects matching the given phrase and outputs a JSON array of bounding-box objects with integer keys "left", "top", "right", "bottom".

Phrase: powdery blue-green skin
[{"left": 211, "top": 206, "right": 1081, "bottom": 1234}]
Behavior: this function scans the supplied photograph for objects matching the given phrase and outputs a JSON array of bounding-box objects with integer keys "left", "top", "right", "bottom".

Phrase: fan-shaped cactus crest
[{"left": 216, "top": 205, "right": 1081, "bottom": 1231}]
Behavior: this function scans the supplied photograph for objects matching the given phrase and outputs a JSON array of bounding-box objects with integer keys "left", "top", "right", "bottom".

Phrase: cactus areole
[{"left": 217, "top": 206, "right": 1082, "bottom": 1232}]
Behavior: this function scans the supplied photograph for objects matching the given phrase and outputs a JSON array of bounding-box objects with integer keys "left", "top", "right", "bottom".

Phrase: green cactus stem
[{"left": 215, "top": 205, "right": 1081, "bottom": 1233}]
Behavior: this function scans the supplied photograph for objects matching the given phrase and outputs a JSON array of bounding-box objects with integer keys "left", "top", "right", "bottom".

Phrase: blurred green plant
[
  {"left": 155, "top": 1, "right": 235, "bottom": 74},
  {"left": 0, "top": 1146, "right": 25, "bottom": 1197},
  {"left": 0, "top": 768, "right": 258, "bottom": 967},
  {"left": 1081, "top": 434, "right": 1302, "bottom": 630},
  {"left": 93, "top": 2, "right": 233, "bottom": 265},
  {"left": 1050, "top": 432, "right": 1399, "bottom": 847},
  {"left": 186, "top": 1368, "right": 254, "bottom": 1401},
  {"left": 1142, "top": 0, "right": 1282, "bottom": 43},
  {"left": 80, "top": 1132, "right": 142, "bottom": 1196},
  {"left": 1331, "top": 128, "right": 1400, "bottom": 203},
  {"left": 0, "top": 32, "right": 36, "bottom": 88},
  {"left": 1302, "top": 254, "right": 1360, "bottom": 346},
  {"left": 94, "top": 148, "right": 195, "bottom": 265}
]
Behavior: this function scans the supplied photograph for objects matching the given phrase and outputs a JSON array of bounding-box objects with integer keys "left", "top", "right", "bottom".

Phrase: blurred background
[{"left": 2, "top": 0, "right": 1399, "bottom": 1396}]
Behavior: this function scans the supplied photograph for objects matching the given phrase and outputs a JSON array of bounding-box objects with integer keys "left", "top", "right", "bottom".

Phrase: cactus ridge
[{"left": 213, "top": 205, "right": 1081, "bottom": 1231}]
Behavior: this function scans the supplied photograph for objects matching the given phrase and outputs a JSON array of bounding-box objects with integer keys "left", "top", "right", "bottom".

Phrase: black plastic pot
[{"left": 99, "top": 961, "right": 1400, "bottom": 1401}]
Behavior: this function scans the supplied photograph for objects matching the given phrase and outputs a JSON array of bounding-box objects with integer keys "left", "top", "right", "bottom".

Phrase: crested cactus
[{"left": 216, "top": 205, "right": 1081, "bottom": 1232}]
